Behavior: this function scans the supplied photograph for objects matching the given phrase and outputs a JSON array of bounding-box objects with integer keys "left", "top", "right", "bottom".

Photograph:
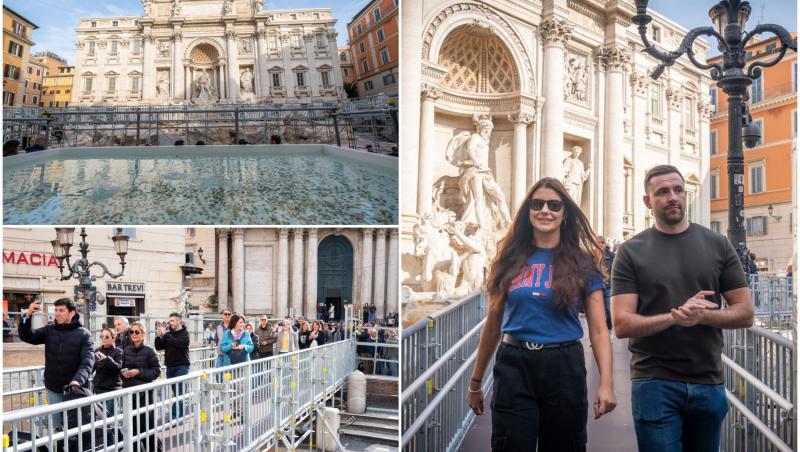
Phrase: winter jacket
[
  {"left": 121, "top": 343, "right": 161, "bottom": 388},
  {"left": 219, "top": 330, "right": 254, "bottom": 366},
  {"left": 92, "top": 345, "right": 123, "bottom": 391},
  {"left": 256, "top": 324, "right": 277, "bottom": 355},
  {"left": 115, "top": 328, "right": 133, "bottom": 350},
  {"left": 275, "top": 328, "right": 299, "bottom": 353},
  {"left": 153, "top": 326, "right": 190, "bottom": 368},
  {"left": 18, "top": 312, "right": 94, "bottom": 392}
]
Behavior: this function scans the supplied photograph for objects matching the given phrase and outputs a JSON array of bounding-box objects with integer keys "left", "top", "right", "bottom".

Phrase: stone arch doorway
[
  {"left": 186, "top": 41, "right": 225, "bottom": 103},
  {"left": 317, "top": 235, "right": 353, "bottom": 322}
]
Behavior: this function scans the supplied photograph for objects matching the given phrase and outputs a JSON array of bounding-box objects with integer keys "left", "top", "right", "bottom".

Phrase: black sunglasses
[
  {"left": 529, "top": 198, "right": 564, "bottom": 212},
  {"left": 130, "top": 330, "right": 143, "bottom": 335}
]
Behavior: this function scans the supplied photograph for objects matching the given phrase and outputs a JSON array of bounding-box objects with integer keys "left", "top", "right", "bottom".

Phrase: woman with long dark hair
[{"left": 467, "top": 177, "right": 616, "bottom": 451}]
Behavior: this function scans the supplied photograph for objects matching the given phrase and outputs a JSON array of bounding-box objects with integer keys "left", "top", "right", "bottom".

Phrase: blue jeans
[
  {"left": 631, "top": 378, "right": 728, "bottom": 452},
  {"left": 46, "top": 389, "right": 64, "bottom": 429},
  {"left": 166, "top": 365, "right": 190, "bottom": 419}
]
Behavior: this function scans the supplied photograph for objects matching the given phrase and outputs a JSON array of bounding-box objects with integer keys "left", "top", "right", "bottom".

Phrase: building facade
[
  {"left": 3, "top": 6, "right": 38, "bottom": 106},
  {"left": 3, "top": 228, "right": 185, "bottom": 320},
  {"left": 185, "top": 228, "right": 400, "bottom": 321},
  {"left": 708, "top": 34, "right": 797, "bottom": 273},
  {"left": 72, "top": 0, "right": 343, "bottom": 106},
  {"left": 400, "top": 0, "right": 713, "bottom": 293},
  {"left": 339, "top": 45, "right": 356, "bottom": 88},
  {"left": 41, "top": 66, "right": 75, "bottom": 108},
  {"left": 347, "top": 0, "right": 399, "bottom": 97},
  {"left": 22, "top": 57, "right": 46, "bottom": 107}
]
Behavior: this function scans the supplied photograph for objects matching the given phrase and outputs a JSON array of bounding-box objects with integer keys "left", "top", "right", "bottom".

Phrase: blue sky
[
  {"left": 7, "top": 0, "right": 797, "bottom": 66},
  {"left": 5, "top": 0, "right": 368, "bottom": 65}
]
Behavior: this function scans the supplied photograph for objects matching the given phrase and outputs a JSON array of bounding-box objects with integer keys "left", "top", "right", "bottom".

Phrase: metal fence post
[
  {"left": 244, "top": 363, "right": 252, "bottom": 446},
  {"left": 234, "top": 108, "right": 240, "bottom": 144},
  {"left": 745, "top": 329, "right": 756, "bottom": 450},
  {"left": 122, "top": 392, "right": 134, "bottom": 451},
  {"left": 389, "top": 107, "right": 398, "bottom": 144}
]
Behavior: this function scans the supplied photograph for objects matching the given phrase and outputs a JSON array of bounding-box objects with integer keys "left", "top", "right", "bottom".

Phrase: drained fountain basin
[{"left": 4, "top": 145, "right": 398, "bottom": 225}]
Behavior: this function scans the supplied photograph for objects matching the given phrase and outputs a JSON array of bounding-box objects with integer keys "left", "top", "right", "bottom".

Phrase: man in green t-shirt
[{"left": 611, "top": 165, "right": 753, "bottom": 452}]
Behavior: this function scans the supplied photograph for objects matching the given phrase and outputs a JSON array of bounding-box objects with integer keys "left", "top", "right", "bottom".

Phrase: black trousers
[{"left": 491, "top": 342, "right": 588, "bottom": 452}]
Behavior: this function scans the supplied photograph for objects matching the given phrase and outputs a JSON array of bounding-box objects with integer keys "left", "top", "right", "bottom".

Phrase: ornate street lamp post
[
  {"left": 50, "top": 228, "right": 129, "bottom": 323},
  {"left": 631, "top": 0, "right": 797, "bottom": 269}
]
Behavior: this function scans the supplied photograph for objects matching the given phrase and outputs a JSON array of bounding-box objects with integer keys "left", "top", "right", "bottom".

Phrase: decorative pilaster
[
  {"left": 540, "top": 19, "right": 572, "bottom": 179},
  {"left": 280, "top": 34, "right": 293, "bottom": 97},
  {"left": 305, "top": 229, "right": 318, "bottom": 320},
  {"left": 172, "top": 30, "right": 184, "bottom": 101},
  {"left": 372, "top": 229, "right": 387, "bottom": 319},
  {"left": 665, "top": 86, "right": 683, "bottom": 163},
  {"left": 385, "top": 229, "right": 399, "bottom": 316},
  {"left": 361, "top": 229, "right": 374, "bottom": 309},
  {"left": 417, "top": 84, "right": 441, "bottom": 214},
  {"left": 216, "top": 229, "right": 229, "bottom": 309},
  {"left": 630, "top": 71, "right": 649, "bottom": 231},
  {"left": 291, "top": 229, "right": 304, "bottom": 318},
  {"left": 232, "top": 228, "right": 245, "bottom": 314},
  {"left": 277, "top": 229, "right": 289, "bottom": 317},
  {"left": 328, "top": 30, "right": 343, "bottom": 96},
  {"left": 142, "top": 32, "right": 156, "bottom": 101},
  {"left": 508, "top": 111, "right": 535, "bottom": 209},
  {"left": 224, "top": 28, "right": 239, "bottom": 101},
  {"left": 255, "top": 29, "right": 269, "bottom": 98},
  {"left": 597, "top": 45, "right": 629, "bottom": 241}
]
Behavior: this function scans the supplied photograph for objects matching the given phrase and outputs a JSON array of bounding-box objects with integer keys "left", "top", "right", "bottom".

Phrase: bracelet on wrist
[{"left": 468, "top": 386, "right": 483, "bottom": 393}]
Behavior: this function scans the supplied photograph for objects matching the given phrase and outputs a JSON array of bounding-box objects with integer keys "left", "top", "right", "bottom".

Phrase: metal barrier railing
[
  {"left": 353, "top": 326, "right": 399, "bottom": 377},
  {"left": 749, "top": 275, "right": 793, "bottom": 328},
  {"left": 2, "top": 339, "right": 357, "bottom": 451},
  {"left": 400, "top": 289, "right": 486, "bottom": 452},
  {"left": 722, "top": 326, "right": 796, "bottom": 452},
  {"left": 2, "top": 347, "right": 217, "bottom": 413}
]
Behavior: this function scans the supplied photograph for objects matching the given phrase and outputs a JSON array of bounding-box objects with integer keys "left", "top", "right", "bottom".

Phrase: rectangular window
[
  {"left": 362, "top": 59, "right": 369, "bottom": 73},
  {"left": 710, "top": 130, "right": 717, "bottom": 154},
  {"left": 296, "top": 72, "right": 305, "bottom": 87},
  {"left": 321, "top": 71, "right": 330, "bottom": 87},
  {"left": 133, "top": 40, "right": 142, "bottom": 54},
  {"left": 88, "top": 41, "right": 96, "bottom": 56},
  {"left": 7, "top": 41, "right": 23, "bottom": 57},
  {"left": 649, "top": 84, "right": 662, "bottom": 117},
  {"left": 112, "top": 20, "right": 119, "bottom": 27},
  {"left": 2, "top": 91, "right": 14, "bottom": 105},
  {"left": 710, "top": 221, "right": 721, "bottom": 234},
  {"left": 710, "top": 174, "right": 718, "bottom": 199},
  {"left": 90, "top": 21, "right": 97, "bottom": 27},
  {"left": 766, "top": 42, "right": 777, "bottom": 52},
  {"left": 268, "top": 35, "right": 278, "bottom": 50},
  {"left": 651, "top": 25, "right": 661, "bottom": 42},
  {"left": 356, "top": 24, "right": 362, "bottom": 35},
  {"left": 84, "top": 77, "right": 93, "bottom": 93},
  {"left": 377, "top": 29, "right": 385, "bottom": 42},
  {"left": 339, "top": 52, "right": 347, "bottom": 61},
  {"left": 131, "top": 76, "right": 140, "bottom": 92},
  {"left": 343, "top": 68, "right": 348, "bottom": 76},
  {"left": 793, "top": 62, "right": 797, "bottom": 91},
  {"left": 107, "top": 76, "right": 116, "bottom": 91},
  {"left": 291, "top": 34, "right": 301, "bottom": 48},
  {"left": 359, "top": 42, "right": 365, "bottom": 54},
  {"left": 316, "top": 34, "right": 326, "bottom": 49},
  {"left": 749, "top": 163, "right": 764, "bottom": 194},
  {"left": 380, "top": 48, "right": 390, "bottom": 65},
  {"left": 272, "top": 73, "right": 281, "bottom": 87},
  {"left": 709, "top": 88, "right": 717, "bottom": 112},
  {"left": 383, "top": 73, "right": 395, "bottom": 85},
  {"left": 793, "top": 110, "right": 797, "bottom": 137},
  {"left": 750, "top": 75, "right": 763, "bottom": 103},
  {"left": 751, "top": 118, "right": 764, "bottom": 146},
  {"left": 32, "top": 96, "right": 38, "bottom": 105},
  {"left": 683, "top": 97, "right": 695, "bottom": 128},
  {"left": 12, "top": 20, "right": 27, "bottom": 36},
  {"left": 110, "top": 41, "right": 118, "bottom": 55},
  {"left": 746, "top": 216, "right": 768, "bottom": 237},
  {"left": 373, "top": 8, "right": 381, "bottom": 21},
  {"left": 3, "top": 64, "right": 20, "bottom": 80},
  {"left": 290, "top": 14, "right": 297, "bottom": 20},
  {"left": 313, "top": 13, "right": 320, "bottom": 20},
  {"left": 22, "top": 94, "right": 26, "bottom": 104},
  {"left": 364, "top": 80, "right": 374, "bottom": 91}
]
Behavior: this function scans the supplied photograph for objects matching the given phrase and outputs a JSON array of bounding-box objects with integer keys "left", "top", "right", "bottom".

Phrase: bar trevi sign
[{"left": 106, "top": 282, "right": 146, "bottom": 294}]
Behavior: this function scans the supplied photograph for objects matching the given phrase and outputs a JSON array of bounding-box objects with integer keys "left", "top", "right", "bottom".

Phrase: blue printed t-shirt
[{"left": 501, "top": 248, "right": 604, "bottom": 344}]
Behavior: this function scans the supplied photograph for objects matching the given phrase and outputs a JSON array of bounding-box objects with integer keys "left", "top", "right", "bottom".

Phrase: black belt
[{"left": 502, "top": 334, "right": 580, "bottom": 351}]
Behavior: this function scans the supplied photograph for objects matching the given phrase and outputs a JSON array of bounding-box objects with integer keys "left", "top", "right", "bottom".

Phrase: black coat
[
  {"left": 115, "top": 328, "right": 133, "bottom": 350},
  {"left": 92, "top": 345, "right": 123, "bottom": 391},
  {"left": 153, "top": 326, "right": 190, "bottom": 368},
  {"left": 121, "top": 343, "right": 161, "bottom": 388},
  {"left": 18, "top": 312, "right": 94, "bottom": 392}
]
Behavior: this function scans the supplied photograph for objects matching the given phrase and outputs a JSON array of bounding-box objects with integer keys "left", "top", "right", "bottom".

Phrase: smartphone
[{"left": 704, "top": 293, "right": 722, "bottom": 307}]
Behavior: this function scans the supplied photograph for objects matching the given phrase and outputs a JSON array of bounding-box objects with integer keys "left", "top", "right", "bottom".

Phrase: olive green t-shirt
[{"left": 611, "top": 223, "right": 749, "bottom": 384}]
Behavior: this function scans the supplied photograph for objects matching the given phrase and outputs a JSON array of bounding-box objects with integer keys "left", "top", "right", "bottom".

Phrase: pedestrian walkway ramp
[
  {"left": 401, "top": 289, "right": 796, "bottom": 452},
  {"left": 2, "top": 340, "right": 358, "bottom": 451}
]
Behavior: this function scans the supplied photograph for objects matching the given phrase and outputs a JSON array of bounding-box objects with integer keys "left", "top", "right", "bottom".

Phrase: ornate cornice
[
  {"left": 143, "top": 33, "right": 155, "bottom": 43},
  {"left": 303, "top": 33, "right": 314, "bottom": 43},
  {"left": 255, "top": 29, "right": 267, "bottom": 39},
  {"left": 629, "top": 71, "right": 648, "bottom": 96},
  {"left": 665, "top": 87, "right": 682, "bottom": 110},
  {"left": 75, "top": 41, "right": 86, "bottom": 49},
  {"left": 327, "top": 30, "right": 338, "bottom": 40},
  {"left": 421, "top": 83, "right": 442, "bottom": 101},
  {"left": 697, "top": 100, "right": 713, "bottom": 120},
  {"left": 120, "top": 39, "right": 130, "bottom": 48},
  {"left": 508, "top": 112, "right": 535, "bottom": 125},
  {"left": 540, "top": 19, "right": 573, "bottom": 45},
  {"left": 279, "top": 34, "right": 290, "bottom": 43},
  {"left": 171, "top": 31, "right": 183, "bottom": 41},
  {"left": 97, "top": 40, "right": 107, "bottom": 48},
  {"left": 225, "top": 29, "right": 237, "bottom": 40},
  {"left": 596, "top": 45, "right": 629, "bottom": 71}
]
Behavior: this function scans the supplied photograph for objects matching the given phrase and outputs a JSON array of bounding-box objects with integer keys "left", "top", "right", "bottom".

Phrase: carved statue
[
  {"left": 157, "top": 41, "right": 170, "bottom": 57},
  {"left": 223, "top": 0, "right": 234, "bottom": 14},
  {"left": 156, "top": 73, "right": 170, "bottom": 98},
  {"left": 192, "top": 70, "right": 218, "bottom": 104},
  {"left": 562, "top": 145, "right": 591, "bottom": 205},
  {"left": 445, "top": 115, "right": 513, "bottom": 231},
  {"left": 254, "top": 0, "right": 265, "bottom": 12},
  {"left": 564, "top": 56, "right": 588, "bottom": 102},
  {"left": 239, "top": 38, "right": 252, "bottom": 54},
  {"left": 171, "top": 0, "right": 181, "bottom": 16},
  {"left": 141, "top": 0, "right": 152, "bottom": 17},
  {"left": 240, "top": 68, "right": 254, "bottom": 93}
]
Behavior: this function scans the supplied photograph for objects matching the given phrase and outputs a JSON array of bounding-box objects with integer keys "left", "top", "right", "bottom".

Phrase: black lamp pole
[{"left": 631, "top": 0, "right": 797, "bottom": 270}]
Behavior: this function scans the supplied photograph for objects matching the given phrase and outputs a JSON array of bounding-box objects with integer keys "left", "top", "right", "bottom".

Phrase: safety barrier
[
  {"left": 749, "top": 275, "right": 793, "bottom": 328},
  {"left": 400, "top": 289, "right": 487, "bottom": 451},
  {"left": 2, "top": 339, "right": 357, "bottom": 451},
  {"left": 353, "top": 326, "right": 400, "bottom": 377}
]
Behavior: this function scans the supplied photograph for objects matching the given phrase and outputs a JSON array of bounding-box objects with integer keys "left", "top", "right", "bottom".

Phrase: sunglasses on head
[{"left": 529, "top": 198, "right": 564, "bottom": 212}]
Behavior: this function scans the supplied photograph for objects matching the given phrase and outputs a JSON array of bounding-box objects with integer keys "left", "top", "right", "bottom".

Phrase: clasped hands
[{"left": 671, "top": 290, "right": 719, "bottom": 327}]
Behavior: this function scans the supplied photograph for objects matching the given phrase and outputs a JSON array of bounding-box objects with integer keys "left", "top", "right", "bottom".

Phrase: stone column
[
  {"left": 303, "top": 33, "right": 318, "bottom": 97},
  {"left": 291, "top": 230, "right": 304, "bottom": 318},
  {"left": 172, "top": 30, "right": 184, "bottom": 101},
  {"left": 277, "top": 229, "right": 289, "bottom": 317},
  {"left": 401, "top": 1, "right": 423, "bottom": 215},
  {"left": 184, "top": 65, "right": 190, "bottom": 101},
  {"left": 232, "top": 228, "right": 245, "bottom": 314},
  {"left": 386, "top": 229, "right": 399, "bottom": 315},
  {"left": 630, "top": 71, "right": 649, "bottom": 231},
  {"left": 666, "top": 87, "right": 683, "bottom": 164},
  {"left": 509, "top": 112, "right": 534, "bottom": 209},
  {"left": 142, "top": 32, "right": 156, "bottom": 102},
  {"left": 255, "top": 29, "right": 269, "bottom": 98},
  {"left": 360, "top": 229, "right": 374, "bottom": 309},
  {"left": 305, "top": 228, "right": 318, "bottom": 320},
  {"left": 372, "top": 229, "right": 387, "bottom": 318},
  {"left": 598, "top": 46, "right": 630, "bottom": 242},
  {"left": 417, "top": 84, "right": 441, "bottom": 214},
  {"left": 217, "top": 229, "right": 229, "bottom": 309},
  {"left": 280, "top": 35, "right": 293, "bottom": 97},
  {"left": 539, "top": 19, "right": 572, "bottom": 179},
  {"left": 225, "top": 28, "right": 240, "bottom": 101},
  {"left": 328, "top": 30, "right": 343, "bottom": 95}
]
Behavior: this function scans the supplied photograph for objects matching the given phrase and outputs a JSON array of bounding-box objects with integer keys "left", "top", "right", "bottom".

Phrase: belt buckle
[{"left": 524, "top": 342, "right": 544, "bottom": 351}]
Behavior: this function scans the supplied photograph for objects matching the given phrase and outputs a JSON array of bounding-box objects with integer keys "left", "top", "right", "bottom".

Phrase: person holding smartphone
[
  {"left": 121, "top": 322, "right": 161, "bottom": 451},
  {"left": 92, "top": 327, "right": 123, "bottom": 415},
  {"left": 154, "top": 312, "right": 190, "bottom": 419},
  {"left": 18, "top": 297, "right": 94, "bottom": 430}
]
